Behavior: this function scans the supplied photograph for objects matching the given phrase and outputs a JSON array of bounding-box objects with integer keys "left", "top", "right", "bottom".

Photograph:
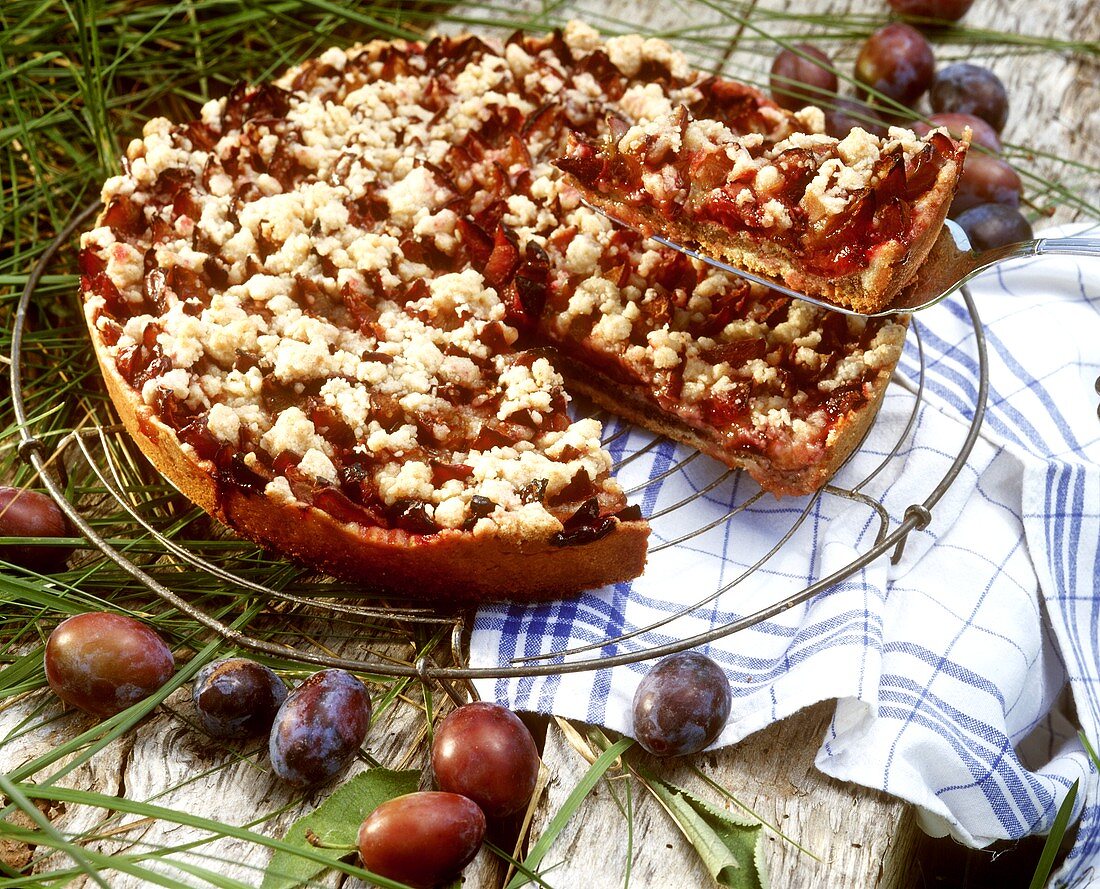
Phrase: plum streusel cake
[
  {"left": 79, "top": 22, "right": 910, "bottom": 600},
  {"left": 557, "top": 106, "right": 967, "bottom": 314}
]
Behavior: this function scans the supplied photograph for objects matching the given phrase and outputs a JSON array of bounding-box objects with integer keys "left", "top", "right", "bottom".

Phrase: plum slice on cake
[{"left": 556, "top": 107, "right": 968, "bottom": 314}]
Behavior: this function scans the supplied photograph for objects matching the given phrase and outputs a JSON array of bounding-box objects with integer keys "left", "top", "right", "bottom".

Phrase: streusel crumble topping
[{"left": 81, "top": 20, "right": 907, "bottom": 545}]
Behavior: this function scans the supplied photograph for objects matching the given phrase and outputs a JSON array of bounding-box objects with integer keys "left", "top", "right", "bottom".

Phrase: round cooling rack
[{"left": 10, "top": 201, "right": 990, "bottom": 687}]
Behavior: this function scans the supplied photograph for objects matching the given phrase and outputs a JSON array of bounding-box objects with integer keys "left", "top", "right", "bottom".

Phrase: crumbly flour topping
[
  {"left": 609, "top": 108, "right": 945, "bottom": 231},
  {"left": 80, "top": 21, "right": 906, "bottom": 537}
]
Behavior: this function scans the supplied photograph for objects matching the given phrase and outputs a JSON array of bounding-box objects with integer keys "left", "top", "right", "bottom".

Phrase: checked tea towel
[{"left": 470, "top": 224, "right": 1100, "bottom": 886}]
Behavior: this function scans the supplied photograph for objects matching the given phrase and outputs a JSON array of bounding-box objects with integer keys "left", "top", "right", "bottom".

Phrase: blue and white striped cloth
[{"left": 470, "top": 225, "right": 1100, "bottom": 886}]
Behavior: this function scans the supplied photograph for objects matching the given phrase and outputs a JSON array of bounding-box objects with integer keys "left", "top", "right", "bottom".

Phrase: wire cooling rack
[{"left": 10, "top": 202, "right": 990, "bottom": 686}]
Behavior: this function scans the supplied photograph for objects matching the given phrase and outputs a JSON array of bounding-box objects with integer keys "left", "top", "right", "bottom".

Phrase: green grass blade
[
  {"left": 483, "top": 840, "right": 558, "bottom": 889},
  {"left": 9, "top": 782, "right": 418, "bottom": 889},
  {"left": 0, "top": 772, "right": 109, "bottom": 889},
  {"left": 1078, "top": 732, "right": 1100, "bottom": 770},
  {"left": 1027, "top": 778, "right": 1079, "bottom": 889},
  {"left": 505, "top": 736, "right": 634, "bottom": 889}
]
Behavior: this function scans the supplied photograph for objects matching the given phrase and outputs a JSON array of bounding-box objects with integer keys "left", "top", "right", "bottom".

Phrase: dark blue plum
[
  {"left": 632, "top": 652, "right": 732, "bottom": 757},
  {"left": 193, "top": 658, "right": 288, "bottom": 739},
  {"left": 930, "top": 63, "right": 1009, "bottom": 131},
  {"left": 269, "top": 669, "right": 372, "bottom": 786},
  {"left": 954, "top": 203, "right": 1033, "bottom": 251}
]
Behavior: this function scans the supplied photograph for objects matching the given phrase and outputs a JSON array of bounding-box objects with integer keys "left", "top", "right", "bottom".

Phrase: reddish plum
[
  {"left": 45, "top": 613, "right": 174, "bottom": 717},
  {"left": 951, "top": 153, "right": 1021, "bottom": 215},
  {"left": 888, "top": 0, "right": 975, "bottom": 21},
  {"left": 431, "top": 702, "right": 540, "bottom": 818},
  {"left": 358, "top": 792, "right": 486, "bottom": 889},
  {"left": 769, "top": 44, "right": 838, "bottom": 112},
  {"left": 0, "top": 487, "right": 73, "bottom": 573},
  {"left": 855, "top": 23, "right": 935, "bottom": 107}
]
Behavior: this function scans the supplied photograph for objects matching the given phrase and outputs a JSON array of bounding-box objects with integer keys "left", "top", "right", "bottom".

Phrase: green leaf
[
  {"left": 261, "top": 767, "right": 419, "bottom": 889},
  {"left": 588, "top": 727, "right": 771, "bottom": 889},
  {"left": 1027, "top": 778, "right": 1079, "bottom": 889},
  {"left": 644, "top": 781, "right": 767, "bottom": 889},
  {"left": 689, "top": 765, "right": 819, "bottom": 861}
]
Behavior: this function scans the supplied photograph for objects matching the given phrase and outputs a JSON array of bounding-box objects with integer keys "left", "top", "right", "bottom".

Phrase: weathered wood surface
[
  {"left": 524, "top": 704, "right": 921, "bottom": 889},
  {"left": 3, "top": 1, "right": 1096, "bottom": 887}
]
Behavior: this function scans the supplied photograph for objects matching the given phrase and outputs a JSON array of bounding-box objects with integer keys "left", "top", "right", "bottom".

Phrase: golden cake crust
[
  {"left": 552, "top": 325, "right": 902, "bottom": 497},
  {"left": 686, "top": 157, "right": 959, "bottom": 314},
  {"left": 86, "top": 300, "right": 648, "bottom": 602}
]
